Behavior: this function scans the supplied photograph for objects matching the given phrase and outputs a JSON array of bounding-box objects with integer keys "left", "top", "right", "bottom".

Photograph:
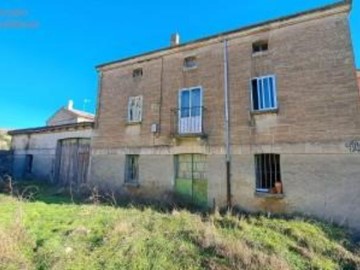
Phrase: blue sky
[{"left": 0, "top": 0, "right": 359, "bottom": 129}]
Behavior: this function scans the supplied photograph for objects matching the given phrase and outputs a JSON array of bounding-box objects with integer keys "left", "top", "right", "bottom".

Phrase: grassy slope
[{"left": 0, "top": 193, "right": 359, "bottom": 270}]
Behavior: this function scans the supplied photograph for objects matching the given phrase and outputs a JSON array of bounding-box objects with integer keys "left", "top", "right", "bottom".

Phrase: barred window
[
  {"left": 255, "top": 154, "right": 281, "bottom": 193},
  {"left": 125, "top": 155, "right": 139, "bottom": 183},
  {"left": 251, "top": 75, "right": 277, "bottom": 111}
]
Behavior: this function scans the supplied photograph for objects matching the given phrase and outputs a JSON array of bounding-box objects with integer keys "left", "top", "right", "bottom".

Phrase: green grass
[{"left": 0, "top": 185, "right": 359, "bottom": 270}]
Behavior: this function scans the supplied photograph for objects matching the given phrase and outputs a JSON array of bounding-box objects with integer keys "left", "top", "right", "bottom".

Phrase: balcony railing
[{"left": 171, "top": 106, "right": 207, "bottom": 137}]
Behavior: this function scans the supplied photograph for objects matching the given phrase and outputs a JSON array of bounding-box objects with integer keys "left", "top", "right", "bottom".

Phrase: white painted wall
[{"left": 12, "top": 129, "right": 92, "bottom": 181}]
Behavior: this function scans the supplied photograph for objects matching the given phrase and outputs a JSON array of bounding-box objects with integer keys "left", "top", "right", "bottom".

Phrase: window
[
  {"left": 133, "top": 68, "right": 143, "bottom": 78},
  {"left": 125, "top": 155, "right": 139, "bottom": 183},
  {"left": 183, "top": 56, "right": 197, "bottom": 69},
  {"left": 178, "top": 87, "right": 203, "bottom": 134},
  {"left": 252, "top": 41, "right": 268, "bottom": 54},
  {"left": 25, "top": 154, "right": 33, "bottom": 173},
  {"left": 128, "top": 96, "right": 143, "bottom": 123},
  {"left": 251, "top": 75, "right": 277, "bottom": 111},
  {"left": 255, "top": 154, "right": 281, "bottom": 193}
]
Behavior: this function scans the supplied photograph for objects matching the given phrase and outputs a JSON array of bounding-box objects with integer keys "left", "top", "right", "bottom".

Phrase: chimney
[
  {"left": 170, "top": 33, "right": 180, "bottom": 47},
  {"left": 67, "top": 100, "right": 74, "bottom": 110}
]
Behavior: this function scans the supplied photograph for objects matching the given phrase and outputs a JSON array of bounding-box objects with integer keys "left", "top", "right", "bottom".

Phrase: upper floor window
[
  {"left": 251, "top": 75, "right": 277, "bottom": 112},
  {"left": 252, "top": 41, "right": 268, "bottom": 54},
  {"left": 183, "top": 56, "right": 197, "bottom": 69},
  {"left": 133, "top": 68, "right": 143, "bottom": 78},
  {"left": 128, "top": 96, "right": 143, "bottom": 123}
]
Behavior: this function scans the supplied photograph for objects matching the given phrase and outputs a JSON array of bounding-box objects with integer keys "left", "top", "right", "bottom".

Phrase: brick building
[{"left": 90, "top": 2, "right": 360, "bottom": 230}]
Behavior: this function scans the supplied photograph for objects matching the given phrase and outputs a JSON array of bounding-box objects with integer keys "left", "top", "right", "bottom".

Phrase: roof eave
[
  {"left": 96, "top": 1, "right": 351, "bottom": 71},
  {"left": 8, "top": 122, "right": 94, "bottom": 136}
]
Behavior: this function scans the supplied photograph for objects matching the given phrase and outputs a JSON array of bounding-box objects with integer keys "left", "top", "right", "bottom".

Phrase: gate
[{"left": 55, "top": 138, "right": 91, "bottom": 186}]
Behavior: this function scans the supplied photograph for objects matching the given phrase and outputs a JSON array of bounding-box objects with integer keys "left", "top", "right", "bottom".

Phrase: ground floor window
[
  {"left": 175, "top": 154, "right": 207, "bottom": 206},
  {"left": 255, "top": 154, "right": 282, "bottom": 193},
  {"left": 25, "top": 154, "right": 33, "bottom": 174},
  {"left": 125, "top": 155, "right": 139, "bottom": 184}
]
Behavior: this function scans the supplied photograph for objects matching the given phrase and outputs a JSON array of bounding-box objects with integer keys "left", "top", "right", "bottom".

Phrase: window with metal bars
[
  {"left": 125, "top": 155, "right": 139, "bottom": 183},
  {"left": 251, "top": 75, "right": 277, "bottom": 111},
  {"left": 255, "top": 154, "right": 281, "bottom": 193}
]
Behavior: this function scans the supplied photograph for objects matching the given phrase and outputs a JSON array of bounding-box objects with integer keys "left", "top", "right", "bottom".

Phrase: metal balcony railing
[{"left": 171, "top": 106, "right": 207, "bottom": 137}]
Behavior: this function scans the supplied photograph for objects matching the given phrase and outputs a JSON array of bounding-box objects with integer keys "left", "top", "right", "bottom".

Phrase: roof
[
  {"left": 67, "top": 108, "right": 95, "bottom": 120},
  {"left": 8, "top": 122, "right": 94, "bottom": 136},
  {"left": 96, "top": 1, "right": 351, "bottom": 70},
  {"left": 46, "top": 106, "right": 95, "bottom": 126}
]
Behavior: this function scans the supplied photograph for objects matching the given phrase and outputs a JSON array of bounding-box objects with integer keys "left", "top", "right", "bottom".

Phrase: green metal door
[{"left": 175, "top": 154, "right": 207, "bottom": 207}]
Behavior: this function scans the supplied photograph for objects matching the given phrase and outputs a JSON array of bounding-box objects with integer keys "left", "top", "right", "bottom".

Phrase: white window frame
[
  {"left": 127, "top": 95, "right": 143, "bottom": 123},
  {"left": 178, "top": 86, "right": 203, "bottom": 134},
  {"left": 250, "top": 75, "right": 277, "bottom": 112},
  {"left": 178, "top": 86, "right": 203, "bottom": 113}
]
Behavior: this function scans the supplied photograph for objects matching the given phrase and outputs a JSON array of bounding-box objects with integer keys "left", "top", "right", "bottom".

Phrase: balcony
[{"left": 171, "top": 106, "right": 207, "bottom": 138}]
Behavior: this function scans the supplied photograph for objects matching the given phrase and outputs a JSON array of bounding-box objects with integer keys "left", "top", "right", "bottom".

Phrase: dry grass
[{"left": 0, "top": 193, "right": 359, "bottom": 270}]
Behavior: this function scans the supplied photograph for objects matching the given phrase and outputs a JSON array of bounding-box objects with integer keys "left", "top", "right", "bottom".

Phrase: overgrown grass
[{"left": 0, "top": 185, "right": 359, "bottom": 270}]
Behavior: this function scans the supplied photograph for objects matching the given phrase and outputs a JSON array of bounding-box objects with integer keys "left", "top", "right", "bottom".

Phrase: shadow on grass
[
  {"left": 3, "top": 180, "right": 360, "bottom": 248},
  {"left": 1, "top": 180, "right": 210, "bottom": 213}
]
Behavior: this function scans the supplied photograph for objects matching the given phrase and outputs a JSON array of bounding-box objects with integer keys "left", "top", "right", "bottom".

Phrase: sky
[{"left": 0, "top": 0, "right": 359, "bottom": 129}]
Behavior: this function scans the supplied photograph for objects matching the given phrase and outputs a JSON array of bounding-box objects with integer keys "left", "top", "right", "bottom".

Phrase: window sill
[
  {"left": 254, "top": 192, "right": 284, "bottom": 199},
  {"left": 124, "top": 182, "right": 140, "bottom": 188},
  {"left": 252, "top": 51, "right": 269, "bottom": 58},
  {"left": 183, "top": 66, "right": 198, "bottom": 71},
  {"left": 126, "top": 121, "right": 142, "bottom": 126},
  {"left": 251, "top": 108, "right": 278, "bottom": 115}
]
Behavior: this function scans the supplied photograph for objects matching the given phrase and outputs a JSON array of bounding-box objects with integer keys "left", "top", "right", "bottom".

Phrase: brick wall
[
  {"left": 90, "top": 4, "right": 360, "bottom": 231},
  {"left": 93, "top": 6, "right": 359, "bottom": 150}
]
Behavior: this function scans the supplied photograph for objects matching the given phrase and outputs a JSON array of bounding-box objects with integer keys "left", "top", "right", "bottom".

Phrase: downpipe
[{"left": 223, "top": 40, "right": 232, "bottom": 209}]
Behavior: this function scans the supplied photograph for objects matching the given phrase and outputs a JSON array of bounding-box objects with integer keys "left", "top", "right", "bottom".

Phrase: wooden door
[{"left": 55, "top": 138, "right": 91, "bottom": 187}]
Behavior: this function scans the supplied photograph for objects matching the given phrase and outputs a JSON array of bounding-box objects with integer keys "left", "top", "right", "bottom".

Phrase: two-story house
[{"left": 90, "top": 1, "right": 360, "bottom": 230}]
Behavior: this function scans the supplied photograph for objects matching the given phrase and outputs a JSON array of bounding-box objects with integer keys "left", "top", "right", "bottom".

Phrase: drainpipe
[{"left": 223, "top": 40, "right": 232, "bottom": 209}]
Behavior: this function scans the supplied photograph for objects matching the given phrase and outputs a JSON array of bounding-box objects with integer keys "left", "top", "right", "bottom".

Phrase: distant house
[
  {"left": 89, "top": 1, "right": 360, "bottom": 231},
  {"left": 47, "top": 100, "right": 95, "bottom": 126},
  {"left": 9, "top": 101, "right": 94, "bottom": 185}
]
